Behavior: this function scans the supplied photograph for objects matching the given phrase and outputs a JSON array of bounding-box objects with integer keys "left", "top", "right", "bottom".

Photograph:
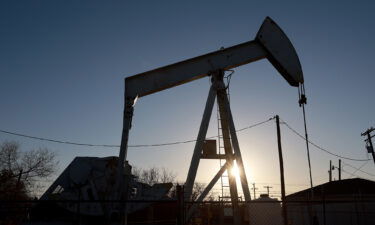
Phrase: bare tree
[
  {"left": 190, "top": 182, "right": 216, "bottom": 201},
  {"left": 0, "top": 141, "right": 58, "bottom": 198},
  {"left": 0, "top": 141, "right": 19, "bottom": 172},
  {"left": 191, "top": 182, "right": 205, "bottom": 201},
  {"left": 132, "top": 166, "right": 176, "bottom": 185},
  {"left": 132, "top": 166, "right": 215, "bottom": 200}
]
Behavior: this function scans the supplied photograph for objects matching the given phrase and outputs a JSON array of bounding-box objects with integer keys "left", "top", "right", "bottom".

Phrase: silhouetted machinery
[
  {"left": 38, "top": 16, "right": 304, "bottom": 225},
  {"left": 39, "top": 157, "right": 172, "bottom": 217},
  {"left": 116, "top": 16, "right": 304, "bottom": 224}
]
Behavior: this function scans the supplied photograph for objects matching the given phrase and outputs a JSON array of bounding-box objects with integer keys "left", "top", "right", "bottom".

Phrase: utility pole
[
  {"left": 338, "top": 159, "right": 341, "bottom": 180},
  {"left": 176, "top": 185, "right": 183, "bottom": 225},
  {"left": 251, "top": 183, "right": 258, "bottom": 199},
  {"left": 275, "top": 115, "right": 288, "bottom": 225},
  {"left": 362, "top": 127, "right": 375, "bottom": 165},
  {"left": 328, "top": 160, "right": 332, "bottom": 182},
  {"left": 264, "top": 186, "right": 273, "bottom": 196}
]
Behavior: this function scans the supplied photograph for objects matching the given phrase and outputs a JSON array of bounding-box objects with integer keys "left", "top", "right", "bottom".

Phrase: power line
[
  {"left": 342, "top": 161, "right": 375, "bottom": 177},
  {"left": 329, "top": 164, "right": 374, "bottom": 182},
  {"left": 0, "top": 117, "right": 274, "bottom": 149},
  {"left": 281, "top": 119, "right": 375, "bottom": 180},
  {"left": 255, "top": 182, "right": 309, "bottom": 187},
  {"left": 281, "top": 119, "right": 370, "bottom": 162},
  {"left": 4, "top": 115, "right": 373, "bottom": 179},
  {"left": 340, "top": 167, "right": 366, "bottom": 179},
  {"left": 233, "top": 117, "right": 274, "bottom": 133},
  {"left": 0, "top": 129, "right": 120, "bottom": 148},
  {"left": 280, "top": 119, "right": 375, "bottom": 180}
]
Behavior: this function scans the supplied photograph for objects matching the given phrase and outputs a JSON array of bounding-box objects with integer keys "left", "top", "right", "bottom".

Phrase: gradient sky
[{"left": 1, "top": 0, "right": 375, "bottom": 198}]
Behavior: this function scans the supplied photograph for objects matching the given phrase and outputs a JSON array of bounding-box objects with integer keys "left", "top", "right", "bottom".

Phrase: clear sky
[{"left": 1, "top": 0, "right": 375, "bottom": 198}]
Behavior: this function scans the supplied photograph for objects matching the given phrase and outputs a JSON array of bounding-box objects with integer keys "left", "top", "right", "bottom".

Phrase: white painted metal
[
  {"left": 256, "top": 17, "right": 303, "bottom": 86},
  {"left": 125, "top": 41, "right": 265, "bottom": 99},
  {"left": 124, "top": 17, "right": 303, "bottom": 101},
  {"left": 186, "top": 161, "right": 229, "bottom": 221},
  {"left": 215, "top": 78, "right": 241, "bottom": 225},
  {"left": 116, "top": 16, "right": 304, "bottom": 222},
  {"left": 217, "top": 84, "right": 252, "bottom": 202},
  {"left": 184, "top": 81, "right": 217, "bottom": 200},
  {"left": 119, "top": 17, "right": 304, "bottom": 170},
  {"left": 113, "top": 97, "right": 135, "bottom": 219},
  {"left": 185, "top": 74, "right": 247, "bottom": 225}
]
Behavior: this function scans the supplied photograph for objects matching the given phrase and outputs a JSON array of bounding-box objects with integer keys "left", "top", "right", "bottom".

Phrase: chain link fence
[{"left": 2, "top": 198, "right": 375, "bottom": 225}]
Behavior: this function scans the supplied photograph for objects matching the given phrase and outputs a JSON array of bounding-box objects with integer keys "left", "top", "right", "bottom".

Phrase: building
[
  {"left": 248, "top": 194, "right": 282, "bottom": 225},
  {"left": 286, "top": 178, "right": 375, "bottom": 225}
]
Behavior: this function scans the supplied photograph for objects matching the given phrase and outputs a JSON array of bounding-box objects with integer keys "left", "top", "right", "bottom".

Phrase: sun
[{"left": 229, "top": 162, "right": 241, "bottom": 181}]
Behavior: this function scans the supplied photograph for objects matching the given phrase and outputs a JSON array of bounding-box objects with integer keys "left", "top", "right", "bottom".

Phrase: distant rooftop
[{"left": 286, "top": 178, "right": 375, "bottom": 200}]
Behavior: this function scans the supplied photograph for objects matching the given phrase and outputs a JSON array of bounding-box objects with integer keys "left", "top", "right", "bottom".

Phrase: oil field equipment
[{"left": 116, "top": 17, "right": 304, "bottom": 224}]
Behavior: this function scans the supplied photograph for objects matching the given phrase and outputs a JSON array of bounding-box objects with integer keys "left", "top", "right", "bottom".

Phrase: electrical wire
[
  {"left": 342, "top": 161, "right": 375, "bottom": 177},
  {"left": 281, "top": 119, "right": 371, "bottom": 162},
  {"left": 0, "top": 129, "right": 120, "bottom": 148},
  {"left": 281, "top": 118, "right": 375, "bottom": 179},
  {"left": 2, "top": 113, "right": 373, "bottom": 180},
  {"left": 339, "top": 167, "right": 366, "bottom": 180},
  {"left": 0, "top": 117, "right": 274, "bottom": 149}
]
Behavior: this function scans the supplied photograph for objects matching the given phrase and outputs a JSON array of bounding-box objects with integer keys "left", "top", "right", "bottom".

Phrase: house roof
[{"left": 286, "top": 178, "right": 375, "bottom": 200}]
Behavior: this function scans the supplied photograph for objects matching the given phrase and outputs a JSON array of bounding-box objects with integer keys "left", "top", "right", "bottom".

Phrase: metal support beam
[
  {"left": 216, "top": 76, "right": 241, "bottom": 225},
  {"left": 118, "top": 97, "right": 136, "bottom": 169},
  {"left": 116, "top": 97, "right": 135, "bottom": 198},
  {"left": 113, "top": 96, "right": 136, "bottom": 224},
  {"left": 124, "top": 17, "right": 303, "bottom": 100},
  {"left": 125, "top": 41, "right": 266, "bottom": 98},
  {"left": 217, "top": 81, "right": 252, "bottom": 202},
  {"left": 186, "top": 162, "right": 229, "bottom": 221},
  {"left": 217, "top": 91, "right": 238, "bottom": 206},
  {"left": 117, "top": 17, "right": 305, "bottom": 225},
  {"left": 201, "top": 154, "right": 234, "bottom": 159},
  {"left": 185, "top": 80, "right": 217, "bottom": 200}
]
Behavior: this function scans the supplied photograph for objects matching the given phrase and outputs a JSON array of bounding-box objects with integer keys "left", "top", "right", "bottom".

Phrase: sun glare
[{"left": 229, "top": 163, "right": 241, "bottom": 180}]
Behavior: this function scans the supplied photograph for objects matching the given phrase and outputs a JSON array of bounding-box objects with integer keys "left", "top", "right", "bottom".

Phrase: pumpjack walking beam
[{"left": 114, "top": 17, "right": 304, "bottom": 223}]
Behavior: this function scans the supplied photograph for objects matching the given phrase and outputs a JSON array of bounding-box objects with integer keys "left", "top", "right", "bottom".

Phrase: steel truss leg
[
  {"left": 218, "top": 86, "right": 252, "bottom": 202},
  {"left": 185, "top": 72, "right": 251, "bottom": 225},
  {"left": 216, "top": 77, "right": 241, "bottom": 225},
  {"left": 186, "top": 162, "right": 229, "bottom": 220},
  {"left": 185, "top": 81, "right": 218, "bottom": 200},
  {"left": 114, "top": 97, "right": 136, "bottom": 224}
]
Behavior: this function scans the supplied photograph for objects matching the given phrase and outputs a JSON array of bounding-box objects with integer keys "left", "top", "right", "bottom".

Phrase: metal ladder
[
  {"left": 217, "top": 86, "right": 231, "bottom": 201},
  {"left": 217, "top": 78, "right": 243, "bottom": 202}
]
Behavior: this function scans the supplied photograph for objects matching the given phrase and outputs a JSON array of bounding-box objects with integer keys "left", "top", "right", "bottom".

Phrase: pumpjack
[{"left": 117, "top": 17, "right": 304, "bottom": 224}]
